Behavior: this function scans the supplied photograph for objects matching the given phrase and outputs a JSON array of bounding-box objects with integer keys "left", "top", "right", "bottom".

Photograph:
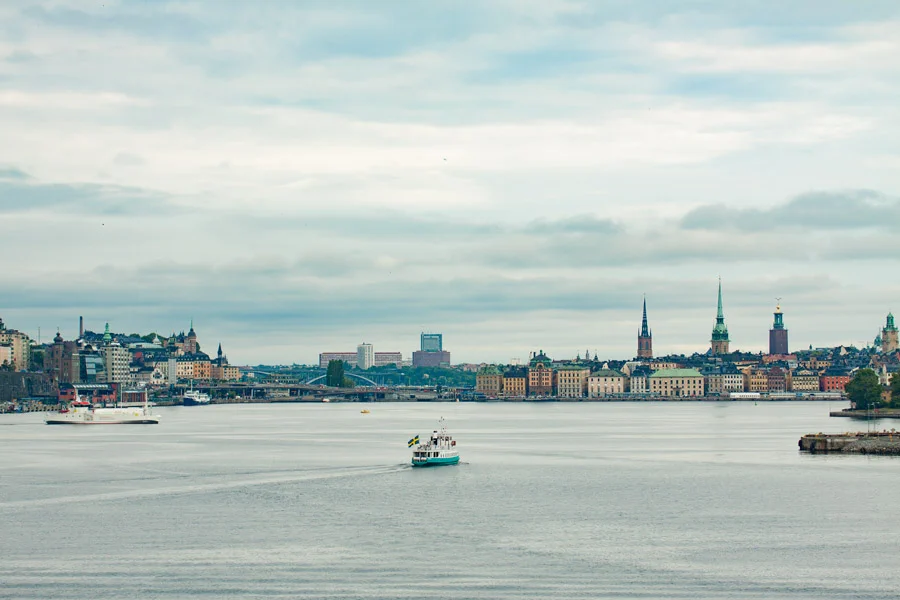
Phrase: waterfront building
[
  {"left": 211, "top": 343, "right": 241, "bottom": 381},
  {"left": 882, "top": 313, "right": 899, "bottom": 353},
  {"left": 744, "top": 367, "right": 768, "bottom": 393},
  {"left": 648, "top": 368, "right": 704, "bottom": 397},
  {"left": 502, "top": 368, "right": 527, "bottom": 396},
  {"left": 769, "top": 303, "right": 789, "bottom": 355},
  {"left": 637, "top": 297, "right": 653, "bottom": 359},
  {"left": 0, "top": 317, "right": 31, "bottom": 372},
  {"left": 722, "top": 366, "right": 745, "bottom": 393},
  {"left": 357, "top": 343, "right": 374, "bottom": 370},
  {"left": 820, "top": 368, "right": 850, "bottom": 392},
  {"left": 766, "top": 366, "right": 790, "bottom": 393},
  {"left": 790, "top": 369, "right": 820, "bottom": 392},
  {"left": 175, "top": 353, "right": 212, "bottom": 381},
  {"left": 588, "top": 369, "right": 625, "bottom": 397},
  {"left": 527, "top": 351, "right": 554, "bottom": 397},
  {"left": 628, "top": 365, "right": 653, "bottom": 394},
  {"left": 710, "top": 279, "right": 731, "bottom": 355},
  {"left": 475, "top": 365, "right": 503, "bottom": 396},
  {"left": 557, "top": 365, "right": 589, "bottom": 398},
  {"left": 420, "top": 333, "right": 443, "bottom": 352}
]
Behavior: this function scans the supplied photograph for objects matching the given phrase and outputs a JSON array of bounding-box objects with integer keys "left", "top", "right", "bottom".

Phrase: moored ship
[
  {"left": 46, "top": 395, "right": 159, "bottom": 425},
  {"left": 183, "top": 390, "right": 211, "bottom": 406},
  {"left": 411, "top": 418, "right": 460, "bottom": 467}
]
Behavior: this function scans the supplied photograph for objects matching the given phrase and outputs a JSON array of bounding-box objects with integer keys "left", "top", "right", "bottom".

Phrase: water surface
[{"left": 1, "top": 401, "right": 897, "bottom": 599}]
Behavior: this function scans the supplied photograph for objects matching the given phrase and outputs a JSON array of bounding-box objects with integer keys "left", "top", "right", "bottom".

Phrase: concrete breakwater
[
  {"left": 830, "top": 408, "right": 900, "bottom": 419},
  {"left": 799, "top": 431, "right": 900, "bottom": 455}
]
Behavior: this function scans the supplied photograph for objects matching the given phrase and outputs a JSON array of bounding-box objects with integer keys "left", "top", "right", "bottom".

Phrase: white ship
[
  {"left": 46, "top": 393, "right": 159, "bottom": 425},
  {"left": 411, "top": 418, "right": 460, "bottom": 467}
]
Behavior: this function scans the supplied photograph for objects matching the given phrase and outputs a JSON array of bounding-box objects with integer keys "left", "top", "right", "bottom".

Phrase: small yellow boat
[{"left": 360, "top": 409, "right": 370, "bottom": 414}]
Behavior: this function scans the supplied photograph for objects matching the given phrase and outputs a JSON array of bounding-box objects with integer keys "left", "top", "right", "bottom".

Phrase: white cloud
[{"left": 1, "top": 1, "right": 899, "bottom": 362}]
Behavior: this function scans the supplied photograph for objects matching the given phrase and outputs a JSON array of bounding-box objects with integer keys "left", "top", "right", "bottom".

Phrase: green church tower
[{"left": 710, "top": 279, "right": 730, "bottom": 355}]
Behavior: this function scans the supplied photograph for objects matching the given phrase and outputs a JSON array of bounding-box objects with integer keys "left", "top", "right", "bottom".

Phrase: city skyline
[
  {"left": 1, "top": 2, "right": 899, "bottom": 364},
  {"left": 3, "top": 296, "right": 894, "bottom": 366}
]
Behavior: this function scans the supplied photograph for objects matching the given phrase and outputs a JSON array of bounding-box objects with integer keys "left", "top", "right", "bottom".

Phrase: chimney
[{"left": 79, "top": 316, "right": 84, "bottom": 338}]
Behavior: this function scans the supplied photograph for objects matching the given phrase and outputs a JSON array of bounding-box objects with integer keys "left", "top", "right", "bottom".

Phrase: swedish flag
[{"left": 408, "top": 435, "right": 420, "bottom": 447}]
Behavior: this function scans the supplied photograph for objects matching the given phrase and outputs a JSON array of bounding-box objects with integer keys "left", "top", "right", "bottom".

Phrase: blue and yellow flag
[{"left": 407, "top": 435, "right": 420, "bottom": 447}]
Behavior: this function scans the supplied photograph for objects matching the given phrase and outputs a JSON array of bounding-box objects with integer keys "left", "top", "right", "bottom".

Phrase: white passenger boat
[
  {"left": 411, "top": 418, "right": 460, "bottom": 467},
  {"left": 46, "top": 393, "right": 159, "bottom": 425}
]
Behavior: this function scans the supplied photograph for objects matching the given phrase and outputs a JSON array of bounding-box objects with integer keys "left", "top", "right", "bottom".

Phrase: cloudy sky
[{"left": 2, "top": 1, "right": 899, "bottom": 365}]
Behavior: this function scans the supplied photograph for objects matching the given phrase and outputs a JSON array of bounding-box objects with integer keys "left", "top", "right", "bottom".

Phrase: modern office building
[{"left": 420, "top": 333, "right": 443, "bottom": 353}]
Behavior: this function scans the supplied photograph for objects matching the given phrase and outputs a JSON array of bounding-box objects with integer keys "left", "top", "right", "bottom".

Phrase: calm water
[{"left": 1, "top": 401, "right": 898, "bottom": 599}]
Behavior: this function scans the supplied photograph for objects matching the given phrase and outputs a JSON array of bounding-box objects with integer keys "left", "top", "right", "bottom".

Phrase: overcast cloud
[{"left": 1, "top": 1, "right": 898, "bottom": 364}]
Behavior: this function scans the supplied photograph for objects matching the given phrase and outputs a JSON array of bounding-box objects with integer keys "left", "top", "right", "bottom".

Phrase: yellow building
[
  {"left": 502, "top": 369, "right": 527, "bottom": 397},
  {"left": 556, "top": 366, "right": 589, "bottom": 398},
  {"left": 211, "top": 365, "right": 241, "bottom": 381},
  {"left": 790, "top": 370, "right": 820, "bottom": 392},
  {"left": 176, "top": 355, "right": 212, "bottom": 380},
  {"left": 649, "top": 368, "right": 704, "bottom": 397},
  {"left": 476, "top": 365, "right": 503, "bottom": 397},
  {"left": 744, "top": 368, "right": 768, "bottom": 393}
]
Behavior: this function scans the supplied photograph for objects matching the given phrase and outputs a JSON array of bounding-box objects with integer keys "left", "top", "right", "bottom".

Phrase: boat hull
[
  {"left": 182, "top": 399, "right": 210, "bottom": 406},
  {"left": 411, "top": 456, "right": 460, "bottom": 467},
  {"left": 46, "top": 419, "right": 159, "bottom": 425}
]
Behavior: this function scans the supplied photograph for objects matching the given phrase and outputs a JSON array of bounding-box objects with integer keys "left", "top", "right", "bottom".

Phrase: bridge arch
[{"left": 305, "top": 372, "right": 379, "bottom": 387}]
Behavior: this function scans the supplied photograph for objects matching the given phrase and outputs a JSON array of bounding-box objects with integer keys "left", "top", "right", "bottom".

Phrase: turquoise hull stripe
[{"left": 411, "top": 456, "right": 460, "bottom": 467}]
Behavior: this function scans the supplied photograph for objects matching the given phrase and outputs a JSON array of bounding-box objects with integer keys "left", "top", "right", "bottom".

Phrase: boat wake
[{"left": 0, "top": 464, "right": 408, "bottom": 510}]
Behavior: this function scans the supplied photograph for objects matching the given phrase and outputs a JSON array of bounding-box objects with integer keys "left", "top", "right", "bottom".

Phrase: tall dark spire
[
  {"left": 637, "top": 295, "right": 653, "bottom": 359},
  {"left": 640, "top": 295, "right": 650, "bottom": 337}
]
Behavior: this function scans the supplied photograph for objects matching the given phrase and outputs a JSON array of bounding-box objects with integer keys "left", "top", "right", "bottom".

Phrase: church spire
[
  {"left": 640, "top": 295, "right": 650, "bottom": 337},
  {"left": 716, "top": 278, "right": 724, "bottom": 322},
  {"left": 711, "top": 278, "right": 730, "bottom": 354},
  {"left": 637, "top": 295, "right": 653, "bottom": 359}
]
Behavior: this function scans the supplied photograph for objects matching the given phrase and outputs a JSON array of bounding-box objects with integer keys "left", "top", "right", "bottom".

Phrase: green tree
[
  {"left": 0, "top": 360, "right": 13, "bottom": 372},
  {"left": 326, "top": 360, "right": 345, "bottom": 387},
  {"left": 845, "top": 368, "right": 884, "bottom": 411},
  {"left": 890, "top": 372, "right": 900, "bottom": 407}
]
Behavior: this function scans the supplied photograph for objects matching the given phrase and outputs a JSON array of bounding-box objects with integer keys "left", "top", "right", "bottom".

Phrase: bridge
[{"left": 304, "top": 372, "right": 379, "bottom": 386}]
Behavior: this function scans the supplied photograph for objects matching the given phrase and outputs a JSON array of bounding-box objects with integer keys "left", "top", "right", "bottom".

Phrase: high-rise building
[
  {"left": 710, "top": 279, "right": 731, "bottom": 355},
  {"left": 637, "top": 296, "right": 652, "bottom": 359},
  {"left": 420, "top": 333, "right": 443, "bottom": 352},
  {"left": 769, "top": 302, "right": 789, "bottom": 355},
  {"left": 102, "top": 341, "right": 131, "bottom": 383},
  {"left": 883, "top": 312, "right": 899, "bottom": 353},
  {"left": 357, "top": 343, "right": 374, "bottom": 370}
]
